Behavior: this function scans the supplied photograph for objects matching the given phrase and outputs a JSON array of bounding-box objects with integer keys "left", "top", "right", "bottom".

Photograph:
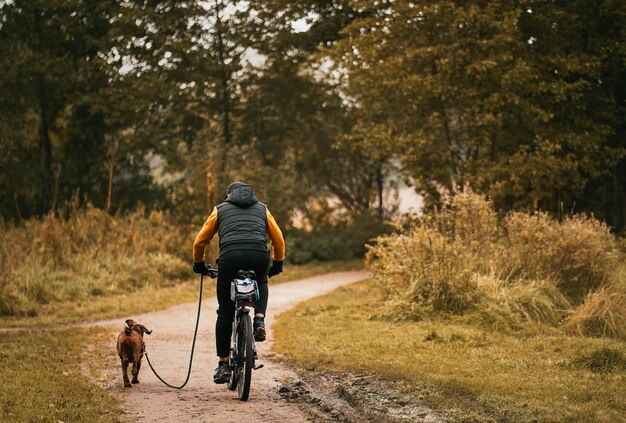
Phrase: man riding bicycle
[{"left": 192, "top": 181, "right": 285, "bottom": 384}]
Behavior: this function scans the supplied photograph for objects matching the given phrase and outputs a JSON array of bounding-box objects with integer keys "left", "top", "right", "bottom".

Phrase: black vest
[{"left": 216, "top": 201, "right": 268, "bottom": 254}]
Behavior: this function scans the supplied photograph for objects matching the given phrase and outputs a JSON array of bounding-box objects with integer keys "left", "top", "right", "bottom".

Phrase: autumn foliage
[
  {"left": 367, "top": 189, "right": 625, "bottom": 339},
  {"left": 0, "top": 205, "right": 198, "bottom": 317}
]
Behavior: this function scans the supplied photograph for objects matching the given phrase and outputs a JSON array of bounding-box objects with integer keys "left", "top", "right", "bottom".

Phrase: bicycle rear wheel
[
  {"left": 237, "top": 313, "right": 254, "bottom": 401},
  {"left": 227, "top": 318, "right": 241, "bottom": 391}
]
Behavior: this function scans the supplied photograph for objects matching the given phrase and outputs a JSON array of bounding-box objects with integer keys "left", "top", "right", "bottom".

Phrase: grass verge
[
  {"left": 273, "top": 278, "right": 626, "bottom": 422},
  {"left": 0, "top": 328, "right": 121, "bottom": 422},
  {"left": 0, "top": 259, "right": 362, "bottom": 328}
]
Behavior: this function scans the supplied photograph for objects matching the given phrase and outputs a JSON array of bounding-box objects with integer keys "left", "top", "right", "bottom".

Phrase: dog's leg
[
  {"left": 122, "top": 360, "right": 132, "bottom": 388},
  {"left": 132, "top": 360, "right": 141, "bottom": 384},
  {"left": 131, "top": 361, "right": 139, "bottom": 384}
]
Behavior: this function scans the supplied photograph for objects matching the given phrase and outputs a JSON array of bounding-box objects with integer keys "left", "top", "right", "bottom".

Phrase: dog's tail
[{"left": 124, "top": 327, "right": 132, "bottom": 336}]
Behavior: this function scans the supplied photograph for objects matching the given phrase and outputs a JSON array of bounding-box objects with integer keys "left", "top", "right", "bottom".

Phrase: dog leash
[{"left": 144, "top": 274, "right": 204, "bottom": 389}]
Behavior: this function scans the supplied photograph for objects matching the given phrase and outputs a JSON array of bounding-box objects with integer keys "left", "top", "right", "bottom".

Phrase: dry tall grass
[
  {"left": 0, "top": 205, "right": 207, "bottom": 317},
  {"left": 366, "top": 189, "right": 625, "bottom": 339}
]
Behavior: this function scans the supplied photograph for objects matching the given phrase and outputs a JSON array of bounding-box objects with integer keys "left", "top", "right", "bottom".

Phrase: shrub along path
[
  {"left": 0, "top": 260, "right": 363, "bottom": 329},
  {"left": 89, "top": 270, "right": 371, "bottom": 422}
]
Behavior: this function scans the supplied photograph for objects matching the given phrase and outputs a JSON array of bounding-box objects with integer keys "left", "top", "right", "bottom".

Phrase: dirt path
[{"left": 91, "top": 271, "right": 369, "bottom": 422}]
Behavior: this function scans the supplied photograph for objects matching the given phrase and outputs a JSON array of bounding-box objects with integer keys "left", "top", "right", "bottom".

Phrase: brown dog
[{"left": 116, "top": 319, "right": 152, "bottom": 388}]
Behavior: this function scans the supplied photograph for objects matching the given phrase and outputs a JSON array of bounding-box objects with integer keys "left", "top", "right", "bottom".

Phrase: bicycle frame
[{"left": 227, "top": 275, "right": 262, "bottom": 400}]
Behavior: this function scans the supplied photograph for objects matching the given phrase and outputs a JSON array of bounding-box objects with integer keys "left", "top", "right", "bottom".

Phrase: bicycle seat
[{"left": 236, "top": 270, "right": 256, "bottom": 280}]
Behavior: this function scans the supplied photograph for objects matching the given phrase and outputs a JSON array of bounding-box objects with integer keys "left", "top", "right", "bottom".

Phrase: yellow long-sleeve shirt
[{"left": 192, "top": 207, "right": 285, "bottom": 263}]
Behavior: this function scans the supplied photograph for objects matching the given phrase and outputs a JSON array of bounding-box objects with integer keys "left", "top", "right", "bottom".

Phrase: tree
[
  {"left": 328, "top": 0, "right": 625, "bottom": 229},
  {"left": 0, "top": 0, "right": 88, "bottom": 217},
  {"left": 232, "top": 0, "right": 397, "bottom": 220},
  {"left": 0, "top": 0, "right": 202, "bottom": 220}
]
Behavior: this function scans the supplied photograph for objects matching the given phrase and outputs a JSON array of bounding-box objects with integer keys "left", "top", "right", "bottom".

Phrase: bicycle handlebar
[{"left": 202, "top": 265, "right": 277, "bottom": 280}]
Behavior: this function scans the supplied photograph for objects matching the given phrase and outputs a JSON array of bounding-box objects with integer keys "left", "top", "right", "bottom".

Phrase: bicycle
[
  {"left": 225, "top": 269, "right": 263, "bottom": 401},
  {"left": 144, "top": 266, "right": 263, "bottom": 399}
]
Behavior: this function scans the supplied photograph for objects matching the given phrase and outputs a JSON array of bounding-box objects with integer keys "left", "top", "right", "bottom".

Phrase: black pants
[{"left": 215, "top": 248, "right": 270, "bottom": 357}]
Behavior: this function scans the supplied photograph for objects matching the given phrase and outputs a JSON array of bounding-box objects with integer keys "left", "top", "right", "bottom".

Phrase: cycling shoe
[
  {"left": 253, "top": 317, "right": 266, "bottom": 342},
  {"left": 213, "top": 361, "right": 231, "bottom": 384}
]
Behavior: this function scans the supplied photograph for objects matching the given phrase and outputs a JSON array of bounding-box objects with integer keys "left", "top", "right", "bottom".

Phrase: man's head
[
  {"left": 227, "top": 181, "right": 247, "bottom": 195},
  {"left": 224, "top": 181, "right": 258, "bottom": 206}
]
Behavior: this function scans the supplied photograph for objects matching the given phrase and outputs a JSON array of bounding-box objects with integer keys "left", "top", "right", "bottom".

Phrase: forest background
[
  {"left": 1, "top": 0, "right": 624, "bottom": 249},
  {"left": 1, "top": 3, "right": 625, "bottom": 420}
]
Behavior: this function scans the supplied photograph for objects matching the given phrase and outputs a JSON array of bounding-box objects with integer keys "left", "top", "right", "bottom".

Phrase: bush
[
  {"left": 369, "top": 227, "right": 480, "bottom": 314},
  {"left": 563, "top": 288, "right": 626, "bottom": 339},
  {"left": 505, "top": 212, "right": 619, "bottom": 299},
  {"left": 0, "top": 205, "right": 200, "bottom": 317},
  {"left": 500, "top": 281, "right": 571, "bottom": 326},
  {"left": 287, "top": 214, "right": 392, "bottom": 264},
  {"left": 366, "top": 188, "right": 625, "bottom": 339}
]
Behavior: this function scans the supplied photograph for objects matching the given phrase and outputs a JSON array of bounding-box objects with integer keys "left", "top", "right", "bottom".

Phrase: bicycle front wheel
[{"left": 237, "top": 313, "right": 254, "bottom": 401}]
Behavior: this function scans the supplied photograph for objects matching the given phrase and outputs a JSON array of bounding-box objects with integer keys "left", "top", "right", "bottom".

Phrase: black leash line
[{"left": 144, "top": 274, "right": 204, "bottom": 389}]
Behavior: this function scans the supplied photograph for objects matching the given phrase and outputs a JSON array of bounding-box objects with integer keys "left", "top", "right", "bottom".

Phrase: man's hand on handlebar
[{"left": 193, "top": 262, "right": 217, "bottom": 279}]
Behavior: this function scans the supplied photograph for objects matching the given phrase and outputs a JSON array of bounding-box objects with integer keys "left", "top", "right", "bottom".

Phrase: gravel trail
[{"left": 92, "top": 271, "right": 370, "bottom": 422}]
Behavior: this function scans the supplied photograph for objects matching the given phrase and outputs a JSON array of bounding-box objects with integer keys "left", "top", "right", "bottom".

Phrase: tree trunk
[
  {"left": 37, "top": 78, "right": 53, "bottom": 215},
  {"left": 102, "top": 138, "right": 118, "bottom": 245},
  {"left": 613, "top": 157, "right": 625, "bottom": 232},
  {"left": 13, "top": 192, "right": 23, "bottom": 222},
  {"left": 51, "top": 163, "right": 61, "bottom": 213},
  {"left": 376, "top": 162, "right": 384, "bottom": 218},
  {"left": 105, "top": 138, "right": 119, "bottom": 215},
  {"left": 439, "top": 104, "right": 458, "bottom": 190},
  {"left": 105, "top": 156, "right": 115, "bottom": 215},
  {"left": 214, "top": 0, "right": 231, "bottom": 196}
]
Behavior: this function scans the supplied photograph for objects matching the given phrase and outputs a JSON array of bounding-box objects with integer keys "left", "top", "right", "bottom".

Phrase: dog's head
[{"left": 124, "top": 319, "right": 152, "bottom": 336}]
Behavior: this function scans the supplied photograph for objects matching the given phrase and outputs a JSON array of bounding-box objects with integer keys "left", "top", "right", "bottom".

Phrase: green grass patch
[
  {"left": 273, "top": 279, "right": 626, "bottom": 422},
  {"left": 0, "top": 328, "right": 121, "bottom": 422},
  {"left": 0, "top": 259, "right": 362, "bottom": 328}
]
